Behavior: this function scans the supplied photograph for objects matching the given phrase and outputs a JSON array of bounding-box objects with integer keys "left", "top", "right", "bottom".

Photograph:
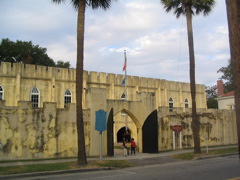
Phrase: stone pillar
[
  {"left": 15, "top": 73, "right": 21, "bottom": 106},
  {"left": 51, "top": 76, "right": 56, "bottom": 103},
  {"left": 137, "top": 127, "right": 142, "bottom": 152},
  {"left": 164, "top": 88, "right": 168, "bottom": 107},
  {"left": 87, "top": 87, "right": 107, "bottom": 156},
  {"left": 179, "top": 83, "right": 183, "bottom": 109}
]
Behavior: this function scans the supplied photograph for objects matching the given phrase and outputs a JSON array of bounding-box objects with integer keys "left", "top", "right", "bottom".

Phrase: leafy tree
[
  {"left": 56, "top": 60, "right": 71, "bottom": 68},
  {"left": 225, "top": 0, "right": 240, "bottom": 158},
  {"left": 52, "top": 0, "right": 117, "bottom": 166},
  {"left": 0, "top": 38, "right": 55, "bottom": 66},
  {"left": 205, "top": 85, "right": 218, "bottom": 109},
  {"left": 0, "top": 38, "right": 71, "bottom": 68},
  {"left": 217, "top": 59, "right": 233, "bottom": 93},
  {"left": 206, "top": 59, "right": 233, "bottom": 109},
  {"left": 161, "top": 0, "right": 215, "bottom": 154}
]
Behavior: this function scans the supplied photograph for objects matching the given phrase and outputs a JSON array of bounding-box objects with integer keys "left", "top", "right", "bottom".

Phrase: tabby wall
[
  {"left": 0, "top": 101, "right": 90, "bottom": 160},
  {"left": 0, "top": 62, "right": 207, "bottom": 110},
  {"left": 158, "top": 107, "right": 237, "bottom": 151},
  {"left": 0, "top": 101, "right": 237, "bottom": 160}
]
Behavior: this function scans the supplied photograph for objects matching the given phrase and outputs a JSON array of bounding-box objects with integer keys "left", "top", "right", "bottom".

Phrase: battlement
[{"left": 0, "top": 62, "right": 205, "bottom": 92}]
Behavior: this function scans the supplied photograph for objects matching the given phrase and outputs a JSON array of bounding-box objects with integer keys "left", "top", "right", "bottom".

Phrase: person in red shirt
[{"left": 130, "top": 138, "right": 137, "bottom": 155}]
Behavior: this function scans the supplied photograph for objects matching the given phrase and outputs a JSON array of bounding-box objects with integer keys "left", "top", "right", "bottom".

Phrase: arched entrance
[
  {"left": 106, "top": 97, "right": 156, "bottom": 155},
  {"left": 107, "top": 108, "right": 140, "bottom": 156},
  {"left": 117, "top": 127, "right": 131, "bottom": 142}
]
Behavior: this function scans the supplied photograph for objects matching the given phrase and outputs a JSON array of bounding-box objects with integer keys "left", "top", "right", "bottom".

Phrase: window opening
[
  {"left": 31, "top": 87, "right": 40, "bottom": 108},
  {"left": 169, "top": 97, "right": 174, "bottom": 112},
  {"left": 0, "top": 85, "right": 4, "bottom": 100},
  {"left": 121, "top": 93, "right": 126, "bottom": 100},
  {"left": 185, "top": 98, "right": 189, "bottom": 108},
  {"left": 64, "top": 89, "right": 72, "bottom": 108}
]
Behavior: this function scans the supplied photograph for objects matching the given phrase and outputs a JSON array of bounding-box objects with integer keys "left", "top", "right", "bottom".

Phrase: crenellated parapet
[
  {"left": 0, "top": 62, "right": 207, "bottom": 109},
  {"left": 0, "top": 62, "right": 76, "bottom": 81},
  {"left": 0, "top": 62, "right": 203, "bottom": 91}
]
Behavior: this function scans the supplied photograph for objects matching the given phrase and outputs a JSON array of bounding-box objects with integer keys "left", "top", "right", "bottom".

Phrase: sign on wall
[
  {"left": 171, "top": 125, "right": 183, "bottom": 133},
  {"left": 95, "top": 110, "right": 107, "bottom": 133}
]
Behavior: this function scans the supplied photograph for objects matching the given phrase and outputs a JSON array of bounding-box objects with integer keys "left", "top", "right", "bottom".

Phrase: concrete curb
[
  {"left": 0, "top": 148, "right": 237, "bottom": 179},
  {"left": 0, "top": 167, "right": 115, "bottom": 179},
  {"left": 193, "top": 152, "right": 238, "bottom": 160}
]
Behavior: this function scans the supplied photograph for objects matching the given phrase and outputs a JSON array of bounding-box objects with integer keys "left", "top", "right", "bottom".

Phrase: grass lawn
[
  {"left": 0, "top": 147, "right": 237, "bottom": 175},
  {"left": 171, "top": 147, "right": 238, "bottom": 160},
  {"left": 0, "top": 160, "right": 132, "bottom": 175}
]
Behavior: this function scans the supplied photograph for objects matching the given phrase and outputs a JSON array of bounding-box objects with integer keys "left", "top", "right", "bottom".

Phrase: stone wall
[
  {"left": 0, "top": 62, "right": 207, "bottom": 110},
  {"left": 0, "top": 101, "right": 90, "bottom": 160},
  {"left": 158, "top": 107, "right": 237, "bottom": 151},
  {"left": 0, "top": 99, "right": 237, "bottom": 160}
]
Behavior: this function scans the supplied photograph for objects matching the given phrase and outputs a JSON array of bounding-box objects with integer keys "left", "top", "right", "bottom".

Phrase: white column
[
  {"left": 179, "top": 131, "right": 182, "bottom": 149},
  {"left": 173, "top": 131, "right": 175, "bottom": 150}
]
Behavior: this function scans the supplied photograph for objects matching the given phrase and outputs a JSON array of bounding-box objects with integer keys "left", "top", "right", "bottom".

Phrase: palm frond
[
  {"left": 87, "top": 0, "right": 117, "bottom": 10},
  {"left": 192, "top": 0, "right": 215, "bottom": 16},
  {"left": 52, "top": 0, "right": 117, "bottom": 11},
  {"left": 161, "top": 0, "right": 185, "bottom": 18},
  {"left": 52, "top": 0, "right": 66, "bottom": 4},
  {"left": 161, "top": 0, "right": 215, "bottom": 17}
]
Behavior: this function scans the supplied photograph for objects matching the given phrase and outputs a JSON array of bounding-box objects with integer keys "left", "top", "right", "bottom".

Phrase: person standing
[
  {"left": 123, "top": 138, "right": 128, "bottom": 156},
  {"left": 130, "top": 138, "right": 137, "bottom": 155}
]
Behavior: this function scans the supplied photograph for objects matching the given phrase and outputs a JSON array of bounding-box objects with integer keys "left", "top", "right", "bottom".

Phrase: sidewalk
[
  {"left": 0, "top": 145, "right": 238, "bottom": 179},
  {"left": 0, "top": 148, "right": 195, "bottom": 167}
]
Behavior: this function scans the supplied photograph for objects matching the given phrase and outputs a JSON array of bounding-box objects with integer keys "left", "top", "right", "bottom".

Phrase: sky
[{"left": 0, "top": 0, "right": 230, "bottom": 86}]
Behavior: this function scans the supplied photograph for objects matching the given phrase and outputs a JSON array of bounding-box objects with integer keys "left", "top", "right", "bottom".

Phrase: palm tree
[
  {"left": 52, "top": 0, "right": 117, "bottom": 165},
  {"left": 225, "top": 0, "right": 240, "bottom": 158},
  {"left": 160, "top": 0, "right": 215, "bottom": 154}
]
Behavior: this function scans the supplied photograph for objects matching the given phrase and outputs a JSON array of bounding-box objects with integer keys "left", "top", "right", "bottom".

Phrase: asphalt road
[{"left": 16, "top": 154, "right": 240, "bottom": 180}]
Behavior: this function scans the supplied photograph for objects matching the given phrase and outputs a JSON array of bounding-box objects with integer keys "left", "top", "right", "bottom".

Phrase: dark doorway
[
  {"left": 142, "top": 110, "right": 158, "bottom": 153},
  {"left": 107, "top": 108, "right": 114, "bottom": 156},
  {"left": 117, "top": 127, "right": 131, "bottom": 143}
]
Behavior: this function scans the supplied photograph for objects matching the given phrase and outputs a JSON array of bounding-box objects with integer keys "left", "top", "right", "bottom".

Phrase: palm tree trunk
[
  {"left": 76, "top": 0, "right": 87, "bottom": 165},
  {"left": 225, "top": 0, "right": 240, "bottom": 158},
  {"left": 185, "top": 5, "right": 201, "bottom": 154}
]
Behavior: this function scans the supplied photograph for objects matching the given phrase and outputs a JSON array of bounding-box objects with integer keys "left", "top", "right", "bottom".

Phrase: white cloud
[{"left": 0, "top": 0, "right": 230, "bottom": 86}]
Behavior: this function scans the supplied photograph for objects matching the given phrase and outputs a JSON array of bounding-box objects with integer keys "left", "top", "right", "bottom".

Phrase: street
[{"left": 17, "top": 155, "right": 240, "bottom": 180}]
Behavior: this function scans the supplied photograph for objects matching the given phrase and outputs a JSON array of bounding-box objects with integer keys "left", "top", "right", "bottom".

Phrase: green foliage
[
  {"left": 217, "top": 59, "right": 234, "bottom": 93},
  {"left": 205, "top": 85, "right": 218, "bottom": 109},
  {"left": 0, "top": 162, "right": 73, "bottom": 175},
  {"left": 0, "top": 160, "right": 132, "bottom": 175},
  {"left": 94, "top": 160, "right": 132, "bottom": 168},
  {"left": 56, "top": 60, "right": 71, "bottom": 68},
  {"left": 206, "top": 59, "right": 234, "bottom": 108},
  {"left": 207, "top": 147, "right": 238, "bottom": 155},
  {"left": 0, "top": 38, "right": 71, "bottom": 68}
]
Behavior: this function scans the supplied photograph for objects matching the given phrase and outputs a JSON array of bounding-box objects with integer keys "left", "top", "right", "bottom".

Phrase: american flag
[
  {"left": 122, "top": 76, "right": 126, "bottom": 86},
  {"left": 122, "top": 59, "right": 126, "bottom": 71}
]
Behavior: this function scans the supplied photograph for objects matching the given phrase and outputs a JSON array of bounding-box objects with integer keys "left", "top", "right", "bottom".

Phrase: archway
[
  {"left": 117, "top": 127, "right": 132, "bottom": 143},
  {"left": 107, "top": 98, "right": 155, "bottom": 155},
  {"left": 107, "top": 107, "right": 140, "bottom": 156}
]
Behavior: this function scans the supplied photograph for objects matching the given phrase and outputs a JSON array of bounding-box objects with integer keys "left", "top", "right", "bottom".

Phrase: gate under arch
[
  {"left": 106, "top": 93, "right": 157, "bottom": 155},
  {"left": 107, "top": 108, "right": 114, "bottom": 156},
  {"left": 142, "top": 110, "right": 158, "bottom": 153}
]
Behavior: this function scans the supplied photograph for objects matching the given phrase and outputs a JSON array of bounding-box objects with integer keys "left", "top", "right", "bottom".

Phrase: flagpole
[{"left": 124, "top": 50, "right": 128, "bottom": 131}]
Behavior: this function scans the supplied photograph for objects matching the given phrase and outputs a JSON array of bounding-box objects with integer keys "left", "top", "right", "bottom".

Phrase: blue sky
[{"left": 0, "top": 0, "right": 230, "bottom": 86}]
